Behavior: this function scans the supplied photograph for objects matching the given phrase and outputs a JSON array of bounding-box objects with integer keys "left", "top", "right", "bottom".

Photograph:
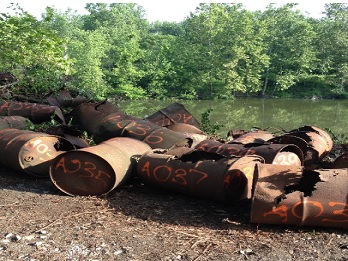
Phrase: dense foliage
[{"left": 1, "top": 3, "right": 348, "bottom": 100}]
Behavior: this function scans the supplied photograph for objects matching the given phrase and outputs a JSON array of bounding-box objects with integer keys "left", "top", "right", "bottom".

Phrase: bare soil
[{"left": 0, "top": 162, "right": 347, "bottom": 261}]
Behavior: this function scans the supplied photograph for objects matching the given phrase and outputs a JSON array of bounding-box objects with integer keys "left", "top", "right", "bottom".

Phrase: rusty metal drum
[
  {"left": 0, "top": 129, "right": 75, "bottom": 177},
  {"left": 137, "top": 147, "right": 263, "bottom": 203},
  {"left": 49, "top": 137, "right": 151, "bottom": 196}
]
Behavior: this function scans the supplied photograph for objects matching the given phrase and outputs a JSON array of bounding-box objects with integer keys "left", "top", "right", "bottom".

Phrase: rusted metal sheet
[
  {"left": 232, "top": 130, "right": 275, "bottom": 144},
  {"left": 251, "top": 165, "right": 348, "bottom": 229},
  {"left": 332, "top": 152, "right": 348, "bottom": 168},
  {"left": 0, "top": 129, "right": 75, "bottom": 177},
  {"left": 49, "top": 137, "right": 151, "bottom": 196},
  {"left": 137, "top": 147, "right": 263, "bottom": 203},
  {"left": 165, "top": 123, "right": 207, "bottom": 147},
  {"left": 46, "top": 89, "right": 87, "bottom": 107},
  {"left": 195, "top": 140, "right": 304, "bottom": 166},
  {"left": 269, "top": 126, "right": 333, "bottom": 169},
  {"left": 0, "top": 116, "right": 28, "bottom": 130},
  {"left": 45, "top": 125, "right": 90, "bottom": 149},
  {"left": 145, "top": 102, "right": 201, "bottom": 128},
  {"left": 0, "top": 101, "right": 65, "bottom": 124}
]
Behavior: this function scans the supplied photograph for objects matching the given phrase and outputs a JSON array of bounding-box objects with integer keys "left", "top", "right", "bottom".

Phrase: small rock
[
  {"left": 114, "top": 249, "right": 125, "bottom": 255},
  {"left": 30, "top": 241, "right": 43, "bottom": 248},
  {"left": 5, "top": 233, "right": 21, "bottom": 242},
  {"left": 240, "top": 248, "right": 253, "bottom": 255}
]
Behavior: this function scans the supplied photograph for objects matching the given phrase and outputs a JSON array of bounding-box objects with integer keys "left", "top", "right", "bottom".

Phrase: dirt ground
[{"left": 0, "top": 160, "right": 347, "bottom": 261}]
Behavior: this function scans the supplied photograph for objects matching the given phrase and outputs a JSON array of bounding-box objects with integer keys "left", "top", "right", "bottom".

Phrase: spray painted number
[
  {"left": 262, "top": 200, "right": 348, "bottom": 224},
  {"left": 23, "top": 139, "right": 54, "bottom": 162},
  {"left": 54, "top": 157, "right": 112, "bottom": 187},
  {"left": 140, "top": 161, "right": 209, "bottom": 186}
]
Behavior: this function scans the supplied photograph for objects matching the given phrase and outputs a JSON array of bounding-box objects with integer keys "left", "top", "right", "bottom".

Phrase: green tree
[
  {"left": 174, "top": 3, "right": 268, "bottom": 99},
  {"left": 315, "top": 3, "right": 348, "bottom": 93},
  {"left": 82, "top": 3, "right": 148, "bottom": 99},
  {"left": 139, "top": 22, "right": 181, "bottom": 99},
  {"left": 259, "top": 4, "right": 317, "bottom": 96},
  {"left": 0, "top": 4, "right": 72, "bottom": 95}
]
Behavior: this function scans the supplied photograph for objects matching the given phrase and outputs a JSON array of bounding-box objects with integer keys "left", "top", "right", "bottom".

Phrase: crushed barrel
[
  {"left": 251, "top": 165, "right": 348, "bottom": 229},
  {"left": 49, "top": 137, "right": 151, "bottom": 196},
  {"left": 137, "top": 147, "right": 263, "bottom": 203}
]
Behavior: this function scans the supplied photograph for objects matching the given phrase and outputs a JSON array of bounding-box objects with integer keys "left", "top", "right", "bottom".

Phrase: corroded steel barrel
[
  {"left": 50, "top": 137, "right": 152, "bottom": 196},
  {"left": 251, "top": 165, "right": 348, "bottom": 229},
  {"left": 195, "top": 140, "right": 304, "bottom": 166},
  {"left": 0, "top": 129, "right": 75, "bottom": 177},
  {"left": 72, "top": 102, "right": 192, "bottom": 150},
  {"left": 137, "top": 147, "right": 263, "bottom": 203}
]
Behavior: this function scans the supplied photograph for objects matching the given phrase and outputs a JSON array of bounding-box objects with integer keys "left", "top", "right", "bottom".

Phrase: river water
[{"left": 118, "top": 98, "right": 348, "bottom": 139}]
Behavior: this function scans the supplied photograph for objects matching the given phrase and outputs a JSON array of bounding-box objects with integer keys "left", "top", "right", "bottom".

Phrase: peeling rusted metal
[
  {"left": 332, "top": 152, "right": 348, "bottom": 168},
  {"left": 195, "top": 140, "right": 304, "bottom": 166},
  {"left": 0, "top": 101, "right": 65, "bottom": 124},
  {"left": 231, "top": 130, "right": 275, "bottom": 144},
  {"left": 164, "top": 123, "right": 207, "bottom": 147},
  {"left": 49, "top": 137, "right": 151, "bottom": 196},
  {"left": 0, "top": 116, "right": 28, "bottom": 130},
  {"left": 0, "top": 129, "right": 75, "bottom": 177},
  {"left": 45, "top": 125, "right": 90, "bottom": 149},
  {"left": 46, "top": 89, "right": 87, "bottom": 107},
  {"left": 251, "top": 165, "right": 348, "bottom": 229},
  {"left": 269, "top": 126, "right": 333, "bottom": 169},
  {"left": 137, "top": 147, "right": 263, "bottom": 203},
  {"left": 145, "top": 102, "right": 201, "bottom": 128}
]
